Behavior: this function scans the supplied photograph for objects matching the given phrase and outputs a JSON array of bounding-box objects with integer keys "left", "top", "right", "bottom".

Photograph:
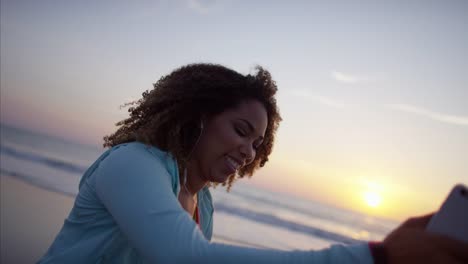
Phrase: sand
[
  {"left": 0, "top": 174, "right": 331, "bottom": 263},
  {"left": 1, "top": 175, "right": 74, "bottom": 264},
  {"left": 0, "top": 175, "right": 259, "bottom": 263}
]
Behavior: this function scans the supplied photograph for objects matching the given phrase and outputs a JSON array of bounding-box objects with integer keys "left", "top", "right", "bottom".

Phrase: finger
[
  {"left": 431, "top": 234, "right": 468, "bottom": 261},
  {"left": 402, "top": 213, "right": 435, "bottom": 229}
]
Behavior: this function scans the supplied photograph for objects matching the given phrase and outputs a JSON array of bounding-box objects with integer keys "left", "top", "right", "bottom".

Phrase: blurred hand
[{"left": 383, "top": 213, "right": 468, "bottom": 264}]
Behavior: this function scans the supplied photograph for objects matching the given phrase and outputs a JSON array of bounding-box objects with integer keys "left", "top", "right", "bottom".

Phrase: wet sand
[
  {"left": 0, "top": 175, "right": 74, "bottom": 264},
  {"left": 0, "top": 174, "right": 328, "bottom": 263},
  {"left": 0, "top": 175, "right": 254, "bottom": 263}
]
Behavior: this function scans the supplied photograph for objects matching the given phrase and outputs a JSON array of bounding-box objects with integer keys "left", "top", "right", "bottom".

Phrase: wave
[
  {"left": 229, "top": 188, "right": 354, "bottom": 229},
  {"left": 0, "top": 169, "right": 78, "bottom": 197},
  {"left": 214, "top": 202, "right": 360, "bottom": 244},
  {"left": 1, "top": 145, "right": 360, "bottom": 244},
  {"left": 1, "top": 166, "right": 358, "bottom": 245},
  {"left": 0, "top": 145, "right": 87, "bottom": 175}
]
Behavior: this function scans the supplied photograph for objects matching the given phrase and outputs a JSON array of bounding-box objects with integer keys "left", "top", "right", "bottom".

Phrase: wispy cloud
[
  {"left": 186, "top": 0, "right": 222, "bottom": 14},
  {"left": 331, "top": 71, "right": 384, "bottom": 84},
  {"left": 387, "top": 104, "right": 468, "bottom": 126},
  {"left": 291, "top": 89, "right": 346, "bottom": 109},
  {"left": 332, "top": 71, "right": 362, "bottom": 83}
]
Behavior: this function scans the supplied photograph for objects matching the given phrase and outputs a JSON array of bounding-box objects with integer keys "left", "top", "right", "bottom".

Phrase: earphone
[
  {"left": 183, "top": 119, "right": 205, "bottom": 194},
  {"left": 185, "top": 120, "right": 204, "bottom": 161}
]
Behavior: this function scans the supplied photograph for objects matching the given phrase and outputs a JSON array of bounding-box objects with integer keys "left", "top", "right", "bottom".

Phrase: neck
[{"left": 183, "top": 164, "right": 208, "bottom": 195}]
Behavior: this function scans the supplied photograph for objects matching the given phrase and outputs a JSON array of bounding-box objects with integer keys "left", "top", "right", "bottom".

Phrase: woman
[{"left": 38, "top": 64, "right": 468, "bottom": 263}]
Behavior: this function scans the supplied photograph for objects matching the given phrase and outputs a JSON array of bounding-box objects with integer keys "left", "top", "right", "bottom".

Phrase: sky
[{"left": 1, "top": 0, "right": 467, "bottom": 220}]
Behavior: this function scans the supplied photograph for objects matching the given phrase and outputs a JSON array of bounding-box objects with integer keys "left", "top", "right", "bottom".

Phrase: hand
[{"left": 383, "top": 213, "right": 468, "bottom": 264}]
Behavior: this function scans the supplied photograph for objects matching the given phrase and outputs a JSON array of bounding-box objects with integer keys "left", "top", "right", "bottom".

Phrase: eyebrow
[{"left": 239, "top": 119, "right": 264, "bottom": 140}]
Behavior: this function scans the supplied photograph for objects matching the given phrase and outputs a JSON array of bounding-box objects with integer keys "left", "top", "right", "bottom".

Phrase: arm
[
  {"left": 382, "top": 214, "right": 468, "bottom": 264},
  {"left": 95, "top": 144, "right": 373, "bottom": 264}
]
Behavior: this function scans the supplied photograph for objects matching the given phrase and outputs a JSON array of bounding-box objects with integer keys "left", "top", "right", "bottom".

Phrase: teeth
[{"left": 226, "top": 156, "right": 240, "bottom": 170}]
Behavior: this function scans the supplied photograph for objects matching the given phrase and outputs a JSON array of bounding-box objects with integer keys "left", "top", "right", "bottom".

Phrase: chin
[{"left": 211, "top": 173, "right": 234, "bottom": 184}]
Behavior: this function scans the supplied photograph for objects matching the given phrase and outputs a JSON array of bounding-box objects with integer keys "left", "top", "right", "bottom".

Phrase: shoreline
[
  {"left": 0, "top": 174, "right": 263, "bottom": 263},
  {"left": 1, "top": 172, "right": 361, "bottom": 263}
]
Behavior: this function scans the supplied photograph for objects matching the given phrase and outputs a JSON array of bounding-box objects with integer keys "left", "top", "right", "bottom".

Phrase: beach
[
  {"left": 1, "top": 175, "right": 74, "bottom": 264},
  {"left": 0, "top": 124, "right": 397, "bottom": 263},
  {"left": 0, "top": 173, "right": 327, "bottom": 264},
  {"left": 0, "top": 174, "right": 323, "bottom": 264}
]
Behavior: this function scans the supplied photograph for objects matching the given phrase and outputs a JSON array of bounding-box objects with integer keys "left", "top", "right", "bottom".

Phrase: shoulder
[
  {"left": 95, "top": 142, "right": 180, "bottom": 190},
  {"left": 102, "top": 142, "right": 178, "bottom": 173}
]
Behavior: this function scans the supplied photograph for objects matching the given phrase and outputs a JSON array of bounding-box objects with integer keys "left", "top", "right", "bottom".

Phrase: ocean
[{"left": 0, "top": 124, "right": 398, "bottom": 250}]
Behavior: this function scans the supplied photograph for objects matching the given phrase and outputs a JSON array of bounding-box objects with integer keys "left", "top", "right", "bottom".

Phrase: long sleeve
[{"left": 94, "top": 144, "right": 374, "bottom": 264}]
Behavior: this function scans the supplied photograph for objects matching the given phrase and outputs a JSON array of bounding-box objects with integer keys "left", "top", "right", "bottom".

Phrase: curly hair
[{"left": 103, "top": 63, "right": 282, "bottom": 190}]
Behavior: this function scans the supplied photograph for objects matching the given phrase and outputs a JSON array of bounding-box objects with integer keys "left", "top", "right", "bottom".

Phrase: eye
[{"left": 234, "top": 126, "right": 247, "bottom": 137}]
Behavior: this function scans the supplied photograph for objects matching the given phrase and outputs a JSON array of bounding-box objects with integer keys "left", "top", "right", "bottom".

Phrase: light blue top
[{"left": 38, "top": 142, "right": 374, "bottom": 263}]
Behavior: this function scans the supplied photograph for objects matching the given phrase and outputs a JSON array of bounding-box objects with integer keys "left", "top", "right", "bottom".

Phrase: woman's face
[{"left": 190, "top": 99, "right": 268, "bottom": 183}]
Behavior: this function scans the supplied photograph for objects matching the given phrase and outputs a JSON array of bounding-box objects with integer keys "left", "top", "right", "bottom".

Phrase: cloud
[
  {"left": 186, "top": 0, "right": 222, "bottom": 14},
  {"left": 332, "top": 71, "right": 362, "bottom": 83},
  {"left": 387, "top": 104, "right": 468, "bottom": 126},
  {"left": 331, "top": 71, "right": 385, "bottom": 84},
  {"left": 291, "top": 89, "right": 346, "bottom": 109}
]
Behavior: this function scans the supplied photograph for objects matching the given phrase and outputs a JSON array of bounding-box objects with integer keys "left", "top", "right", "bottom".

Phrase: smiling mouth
[{"left": 225, "top": 156, "right": 241, "bottom": 172}]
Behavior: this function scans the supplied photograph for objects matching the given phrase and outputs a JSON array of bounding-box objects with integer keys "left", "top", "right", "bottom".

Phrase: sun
[{"left": 363, "top": 191, "right": 382, "bottom": 208}]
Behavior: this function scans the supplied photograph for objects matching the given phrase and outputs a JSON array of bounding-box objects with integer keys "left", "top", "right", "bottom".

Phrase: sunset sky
[{"left": 1, "top": 0, "right": 467, "bottom": 220}]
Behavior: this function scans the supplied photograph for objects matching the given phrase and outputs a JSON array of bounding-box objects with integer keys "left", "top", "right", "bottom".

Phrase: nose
[{"left": 239, "top": 142, "right": 255, "bottom": 164}]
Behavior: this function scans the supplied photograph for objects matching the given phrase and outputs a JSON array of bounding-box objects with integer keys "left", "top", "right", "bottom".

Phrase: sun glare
[{"left": 363, "top": 191, "right": 382, "bottom": 208}]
